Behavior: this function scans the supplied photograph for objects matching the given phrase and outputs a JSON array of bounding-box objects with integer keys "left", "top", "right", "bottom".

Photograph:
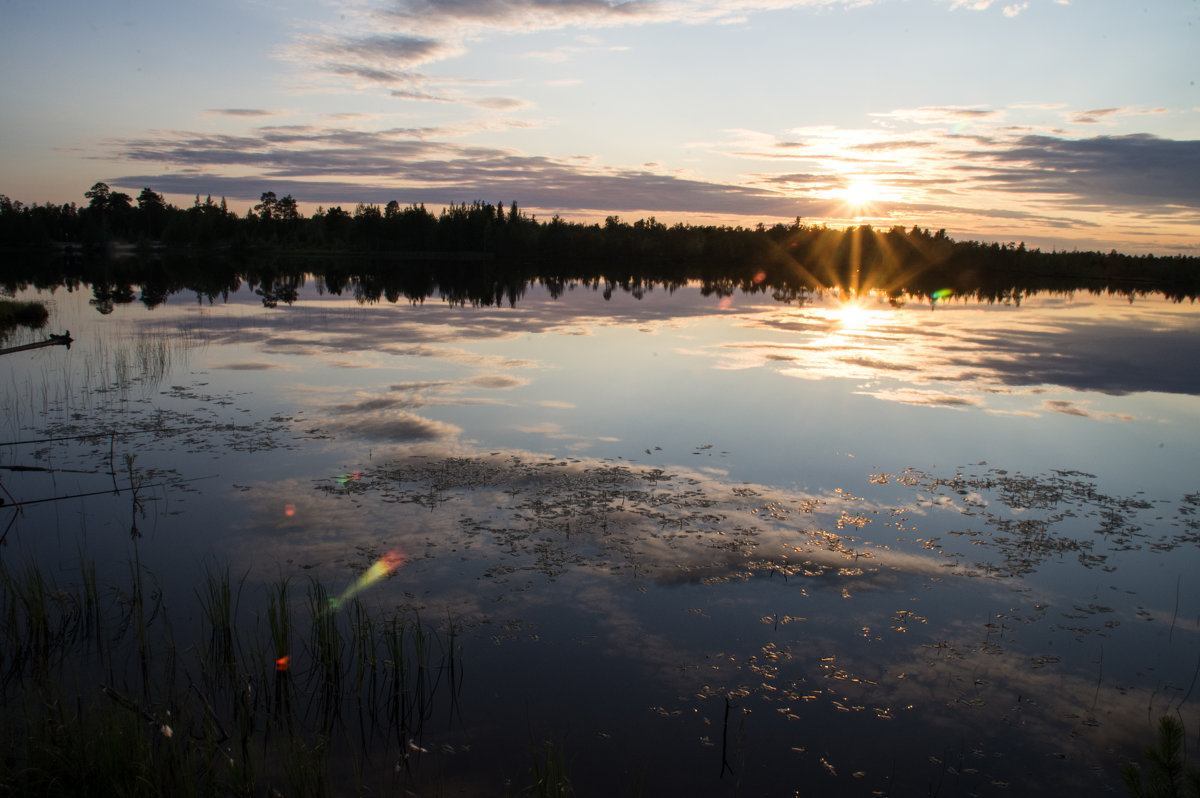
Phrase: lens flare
[{"left": 329, "top": 549, "right": 406, "bottom": 611}]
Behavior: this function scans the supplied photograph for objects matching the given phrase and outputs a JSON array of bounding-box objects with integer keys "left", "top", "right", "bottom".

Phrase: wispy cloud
[
  {"left": 107, "top": 122, "right": 811, "bottom": 216},
  {"left": 205, "top": 108, "right": 280, "bottom": 118},
  {"left": 379, "top": 0, "right": 657, "bottom": 30},
  {"left": 1039, "top": 399, "right": 1135, "bottom": 422},
  {"left": 521, "top": 41, "right": 630, "bottom": 62},
  {"left": 326, "top": 411, "right": 463, "bottom": 442},
  {"left": 290, "top": 0, "right": 871, "bottom": 95},
  {"left": 856, "top": 388, "right": 980, "bottom": 408},
  {"left": 292, "top": 31, "right": 456, "bottom": 78},
  {"left": 1070, "top": 107, "right": 1121, "bottom": 124}
]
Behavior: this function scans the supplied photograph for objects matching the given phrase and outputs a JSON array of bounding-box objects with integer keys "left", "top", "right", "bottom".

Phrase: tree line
[{"left": 2, "top": 182, "right": 1198, "bottom": 299}]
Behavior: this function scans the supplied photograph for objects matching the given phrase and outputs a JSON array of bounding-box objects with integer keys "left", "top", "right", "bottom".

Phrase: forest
[{"left": 2, "top": 182, "right": 1199, "bottom": 304}]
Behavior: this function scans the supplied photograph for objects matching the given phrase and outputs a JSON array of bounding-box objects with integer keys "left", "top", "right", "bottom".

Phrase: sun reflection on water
[{"left": 829, "top": 299, "right": 875, "bottom": 331}]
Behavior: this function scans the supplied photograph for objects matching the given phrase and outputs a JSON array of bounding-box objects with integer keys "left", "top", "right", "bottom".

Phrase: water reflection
[
  {"left": 208, "top": 447, "right": 1199, "bottom": 793},
  {"left": 725, "top": 292, "right": 1200, "bottom": 401},
  {"left": 2, "top": 274, "right": 1198, "bottom": 794}
]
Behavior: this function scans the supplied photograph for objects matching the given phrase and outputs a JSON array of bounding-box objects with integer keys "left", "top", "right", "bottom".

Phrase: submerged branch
[{"left": 0, "top": 331, "right": 73, "bottom": 357}]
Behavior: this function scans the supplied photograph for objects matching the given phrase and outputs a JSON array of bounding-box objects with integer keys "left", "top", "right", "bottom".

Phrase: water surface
[{"left": 3, "top": 276, "right": 1199, "bottom": 795}]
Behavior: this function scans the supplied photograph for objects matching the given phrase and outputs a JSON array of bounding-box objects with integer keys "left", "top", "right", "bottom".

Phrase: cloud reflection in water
[{"left": 218, "top": 446, "right": 1200, "bottom": 792}]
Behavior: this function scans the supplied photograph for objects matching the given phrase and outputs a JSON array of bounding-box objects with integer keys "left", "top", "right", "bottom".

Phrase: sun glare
[
  {"left": 831, "top": 298, "right": 874, "bottom": 330},
  {"left": 840, "top": 179, "right": 878, "bottom": 209}
]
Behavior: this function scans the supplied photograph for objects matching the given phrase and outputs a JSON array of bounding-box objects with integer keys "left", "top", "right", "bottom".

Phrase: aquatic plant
[
  {"left": 0, "top": 556, "right": 462, "bottom": 796},
  {"left": 529, "top": 737, "right": 575, "bottom": 798},
  {"left": 1123, "top": 716, "right": 1200, "bottom": 798}
]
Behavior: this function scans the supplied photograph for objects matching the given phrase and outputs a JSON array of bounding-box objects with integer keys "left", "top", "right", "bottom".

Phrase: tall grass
[
  {"left": 0, "top": 557, "right": 462, "bottom": 796},
  {"left": 1, "top": 327, "right": 193, "bottom": 436}
]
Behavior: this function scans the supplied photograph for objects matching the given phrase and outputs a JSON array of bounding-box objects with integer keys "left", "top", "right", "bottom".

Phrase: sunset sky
[{"left": 2, "top": 0, "right": 1197, "bottom": 254}]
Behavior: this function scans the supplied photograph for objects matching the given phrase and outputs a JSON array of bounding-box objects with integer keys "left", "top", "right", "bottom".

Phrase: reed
[
  {"left": 76, "top": 545, "right": 104, "bottom": 653},
  {"left": 530, "top": 737, "right": 576, "bottom": 798},
  {"left": 195, "top": 564, "right": 240, "bottom": 687},
  {"left": 305, "top": 577, "right": 345, "bottom": 727},
  {"left": 0, "top": 555, "right": 462, "bottom": 796}
]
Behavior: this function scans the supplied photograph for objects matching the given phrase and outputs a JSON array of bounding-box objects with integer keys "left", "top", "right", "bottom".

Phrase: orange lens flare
[
  {"left": 329, "top": 549, "right": 406, "bottom": 611},
  {"left": 276, "top": 655, "right": 290, "bottom": 672}
]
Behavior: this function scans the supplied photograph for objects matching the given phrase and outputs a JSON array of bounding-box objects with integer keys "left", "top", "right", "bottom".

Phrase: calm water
[{"left": 3, "top": 275, "right": 1200, "bottom": 795}]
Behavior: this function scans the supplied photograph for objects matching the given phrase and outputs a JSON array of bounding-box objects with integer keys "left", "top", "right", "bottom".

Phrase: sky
[{"left": 1, "top": 0, "right": 1197, "bottom": 254}]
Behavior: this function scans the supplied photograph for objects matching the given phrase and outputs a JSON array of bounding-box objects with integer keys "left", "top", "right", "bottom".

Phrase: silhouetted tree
[
  {"left": 277, "top": 195, "right": 299, "bottom": 222},
  {"left": 84, "top": 182, "right": 111, "bottom": 212},
  {"left": 255, "top": 191, "right": 277, "bottom": 222}
]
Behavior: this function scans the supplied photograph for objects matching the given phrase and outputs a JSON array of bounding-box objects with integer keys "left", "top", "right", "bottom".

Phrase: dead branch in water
[{"left": 0, "top": 331, "right": 73, "bottom": 356}]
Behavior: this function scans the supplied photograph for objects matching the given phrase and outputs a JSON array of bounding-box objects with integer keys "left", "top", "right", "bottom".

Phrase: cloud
[
  {"left": 473, "top": 96, "right": 531, "bottom": 110},
  {"left": 1002, "top": 2, "right": 1027, "bottom": 16},
  {"left": 296, "top": 32, "right": 454, "bottom": 78},
  {"left": 390, "top": 89, "right": 456, "bottom": 103},
  {"left": 717, "top": 114, "right": 1200, "bottom": 241},
  {"left": 872, "top": 106, "right": 1001, "bottom": 125},
  {"left": 970, "top": 134, "right": 1200, "bottom": 208},
  {"left": 321, "top": 33, "right": 446, "bottom": 64},
  {"left": 1039, "top": 400, "right": 1134, "bottom": 422},
  {"left": 327, "top": 411, "right": 463, "bottom": 442},
  {"left": 292, "top": 0, "right": 873, "bottom": 97},
  {"left": 388, "top": 89, "right": 529, "bottom": 109},
  {"left": 108, "top": 119, "right": 814, "bottom": 216},
  {"left": 329, "top": 395, "right": 422, "bottom": 414},
  {"left": 736, "top": 295, "right": 1200, "bottom": 405},
  {"left": 105, "top": 98, "right": 1200, "bottom": 243},
  {"left": 379, "top": 0, "right": 656, "bottom": 30},
  {"left": 467, "top": 374, "right": 528, "bottom": 389},
  {"left": 205, "top": 108, "right": 279, "bottom": 118},
  {"left": 1070, "top": 107, "right": 1122, "bottom": 124},
  {"left": 522, "top": 42, "right": 631, "bottom": 62},
  {"left": 212, "top": 361, "right": 288, "bottom": 370},
  {"left": 857, "top": 388, "right": 980, "bottom": 408}
]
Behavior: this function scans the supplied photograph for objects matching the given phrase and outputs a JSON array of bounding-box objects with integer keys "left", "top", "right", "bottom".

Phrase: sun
[{"left": 839, "top": 179, "right": 878, "bottom": 209}]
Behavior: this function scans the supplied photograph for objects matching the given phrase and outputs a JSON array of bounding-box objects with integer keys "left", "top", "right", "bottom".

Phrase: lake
[{"left": 2, "top": 269, "right": 1199, "bottom": 795}]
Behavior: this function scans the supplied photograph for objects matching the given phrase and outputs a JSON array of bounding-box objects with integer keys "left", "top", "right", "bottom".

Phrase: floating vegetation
[
  {"left": 312, "top": 454, "right": 1198, "bottom": 596},
  {"left": 883, "top": 465, "right": 1195, "bottom": 576}
]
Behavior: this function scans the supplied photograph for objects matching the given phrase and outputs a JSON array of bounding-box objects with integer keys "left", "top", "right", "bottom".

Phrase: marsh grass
[
  {"left": 530, "top": 737, "right": 576, "bottom": 798},
  {"left": 0, "top": 557, "right": 462, "bottom": 796},
  {"left": 1, "top": 327, "right": 193, "bottom": 440}
]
